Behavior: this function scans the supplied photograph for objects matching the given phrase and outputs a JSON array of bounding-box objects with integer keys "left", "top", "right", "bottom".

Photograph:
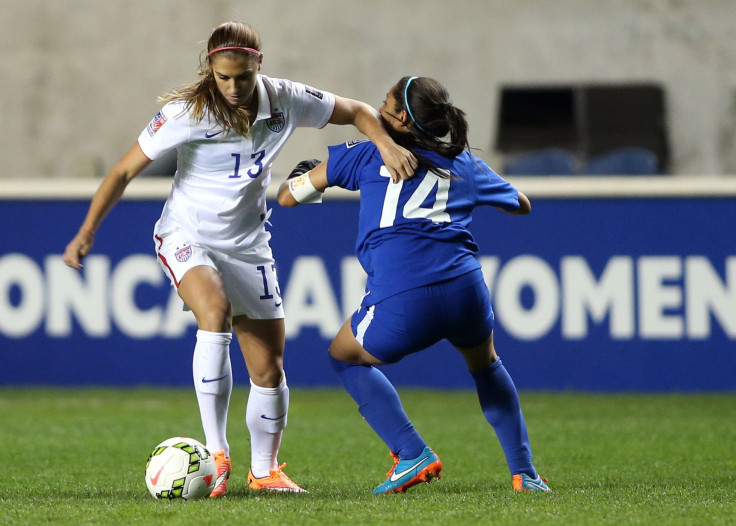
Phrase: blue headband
[{"left": 404, "top": 77, "right": 428, "bottom": 133}]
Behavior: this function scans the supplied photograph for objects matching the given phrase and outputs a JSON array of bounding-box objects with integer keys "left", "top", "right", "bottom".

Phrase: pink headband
[{"left": 208, "top": 46, "right": 262, "bottom": 57}]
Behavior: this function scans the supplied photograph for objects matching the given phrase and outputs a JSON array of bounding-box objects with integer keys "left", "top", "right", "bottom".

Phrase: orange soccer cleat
[
  {"left": 247, "top": 463, "right": 307, "bottom": 493},
  {"left": 209, "top": 450, "right": 232, "bottom": 498}
]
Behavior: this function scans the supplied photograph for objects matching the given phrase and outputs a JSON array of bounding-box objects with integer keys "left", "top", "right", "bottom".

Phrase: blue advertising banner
[{"left": 1, "top": 195, "right": 734, "bottom": 391}]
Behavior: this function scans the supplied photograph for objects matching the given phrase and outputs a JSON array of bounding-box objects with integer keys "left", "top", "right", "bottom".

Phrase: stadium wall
[
  {"left": 3, "top": 0, "right": 736, "bottom": 179},
  {"left": 2, "top": 178, "right": 735, "bottom": 391}
]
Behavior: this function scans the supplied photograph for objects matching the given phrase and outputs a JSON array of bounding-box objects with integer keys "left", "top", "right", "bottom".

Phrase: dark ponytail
[{"left": 390, "top": 76, "right": 470, "bottom": 177}]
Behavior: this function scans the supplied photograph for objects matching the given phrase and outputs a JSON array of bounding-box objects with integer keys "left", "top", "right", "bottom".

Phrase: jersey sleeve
[
  {"left": 137, "top": 101, "right": 192, "bottom": 160},
  {"left": 326, "top": 140, "right": 375, "bottom": 191},
  {"left": 280, "top": 80, "right": 336, "bottom": 130},
  {"left": 471, "top": 155, "right": 521, "bottom": 212}
]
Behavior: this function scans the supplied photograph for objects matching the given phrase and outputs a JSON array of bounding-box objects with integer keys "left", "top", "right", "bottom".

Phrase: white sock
[
  {"left": 193, "top": 330, "right": 233, "bottom": 456},
  {"left": 245, "top": 375, "right": 289, "bottom": 478}
]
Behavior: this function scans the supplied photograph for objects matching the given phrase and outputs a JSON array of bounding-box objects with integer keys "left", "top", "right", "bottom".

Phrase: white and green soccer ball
[{"left": 145, "top": 437, "right": 216, "bottom": 500}]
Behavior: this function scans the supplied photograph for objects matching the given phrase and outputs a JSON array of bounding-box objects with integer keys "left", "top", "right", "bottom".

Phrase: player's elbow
[
  {"left": 277, "top": 187, "right": 298, "bottom": 207},
  {"left": 516, "top": 202, "right": 531, "bottom": 215},
  {"left": 516, "top": 192, "right": 531, "bottom": 215}
]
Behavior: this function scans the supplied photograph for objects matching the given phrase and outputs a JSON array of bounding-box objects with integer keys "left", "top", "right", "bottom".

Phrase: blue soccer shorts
[{"left": 350, "top": 268, "right": 494, "bottom": 364}]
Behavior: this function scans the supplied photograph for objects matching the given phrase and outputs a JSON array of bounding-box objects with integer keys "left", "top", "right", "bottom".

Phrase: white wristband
[{"left": 288, "top": 171, "right": 323, "bottom": 204}]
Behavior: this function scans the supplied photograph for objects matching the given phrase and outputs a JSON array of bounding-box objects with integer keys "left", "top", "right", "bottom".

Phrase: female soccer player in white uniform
[
  {"left": 278, "top": 76, "right": 551, "bottom": 494},
  {"left": 63, "top": 21, "right": 416, "bottom": 496}
]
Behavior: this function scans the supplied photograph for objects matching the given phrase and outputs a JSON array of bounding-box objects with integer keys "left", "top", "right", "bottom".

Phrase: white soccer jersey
[{"left": 138, "top": 75, "right": 336, "bottom": 252}]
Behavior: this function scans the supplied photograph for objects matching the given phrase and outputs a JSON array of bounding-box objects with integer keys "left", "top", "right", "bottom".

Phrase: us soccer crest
[
  {"left": 175, "top": 245, "right": 192, "bottom": 262},
  {"left": 267, "top": 112, "right": 285, "bottom": 133}
]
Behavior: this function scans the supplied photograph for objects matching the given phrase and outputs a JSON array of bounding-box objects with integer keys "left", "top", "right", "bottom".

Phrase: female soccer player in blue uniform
[{"left": 278, "top": 76, "right": 551, "bottom": 494}]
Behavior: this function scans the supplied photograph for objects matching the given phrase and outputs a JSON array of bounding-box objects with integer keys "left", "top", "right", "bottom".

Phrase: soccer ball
[{"left": 145, "top": 437, "right": 217, "bottom": 500}]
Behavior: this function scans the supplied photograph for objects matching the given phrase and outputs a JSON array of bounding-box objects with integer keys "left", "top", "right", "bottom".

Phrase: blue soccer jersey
[{"left": 326, "top": 140, "right": 521, "bottom": 306}]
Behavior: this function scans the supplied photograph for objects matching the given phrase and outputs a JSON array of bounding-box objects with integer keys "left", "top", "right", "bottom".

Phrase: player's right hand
[
  {"left": 63, "top": 230, "right": 95, "bottom": 269},
  {"left": 375, "top": 141, "right": 417, "bottom": 183},
  {"left": 288, "top": 159, "right": 321, "bottom": 179}
]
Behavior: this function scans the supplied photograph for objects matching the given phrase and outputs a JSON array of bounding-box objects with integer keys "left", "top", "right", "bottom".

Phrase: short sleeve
[
  {"left": 137, "top": 101, "right": 192, "bottom": 160},
  {"left": 471, "top": 155, "right": 520, "bottom": 212},
  {"left": 279, "top": 79, "right": 336, "bottom": 130},
  {"left": 326, "top": 140, "right": 375, "bottom": 191}
]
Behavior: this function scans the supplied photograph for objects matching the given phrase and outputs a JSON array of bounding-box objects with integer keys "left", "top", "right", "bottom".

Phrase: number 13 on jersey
[
  {"left": 379, "top": 166, "right": 451, "bottom": 228},
  {"left": 229, "top": 150, "right": 266, "bottom": 179}
]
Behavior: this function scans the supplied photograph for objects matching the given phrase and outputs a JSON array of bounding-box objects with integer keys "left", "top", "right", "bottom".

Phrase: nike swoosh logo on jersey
[
  {"left": 389, "top": 456, "right": 430, "bottom": 482},
  {"left": 201, "top": 374, "right": 228, "bottom": 383},
  {"left": 205, "top": 131, "right": 222, "bottom": 138},
  {"left": 260, "top": 412, "right": 287, "bottom": 421},
  {"left": 274, "top": 301, "right": 282, "bottom": 307}
]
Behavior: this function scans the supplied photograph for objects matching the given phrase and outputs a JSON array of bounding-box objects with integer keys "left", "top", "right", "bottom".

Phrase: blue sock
[
  {"left": 329, "top": 354, "right": 426, "bottom": 459},
  {"left": 471, "top": 359, "right": 537, "bottom": 478}
]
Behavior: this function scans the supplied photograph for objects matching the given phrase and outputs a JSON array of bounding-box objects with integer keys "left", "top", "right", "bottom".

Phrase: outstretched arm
[
  {"left": 277, "top": 159, "right": 328, "bottom": 207},
  {"left": 330, "top": 96, "right": 417, "bottom": 182},
  {"left": 63, "top": 143, "right": 151, "bottom": 269}
]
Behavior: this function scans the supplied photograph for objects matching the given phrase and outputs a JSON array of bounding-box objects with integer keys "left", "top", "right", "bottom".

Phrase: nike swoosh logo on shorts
[
  {"left": 201, "top": 375, "right": 228, "bottom": 383},
  {"left": 389, "top": 456, "right": 430, "bottom": 482}
]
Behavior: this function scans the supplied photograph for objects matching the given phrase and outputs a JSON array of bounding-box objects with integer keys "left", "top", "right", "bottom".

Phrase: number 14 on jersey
[{"left": 379, "top": 166, "right": 451, "bottom": 228}]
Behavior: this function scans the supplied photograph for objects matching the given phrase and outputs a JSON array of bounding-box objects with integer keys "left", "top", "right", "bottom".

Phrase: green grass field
[{"left": 1, "top": 388, "right": 734, "bottom": 525}]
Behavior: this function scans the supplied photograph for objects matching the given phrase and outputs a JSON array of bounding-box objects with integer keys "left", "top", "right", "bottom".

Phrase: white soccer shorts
[{"left": 154, "top": 230, "right": 284, "bottom": 319}]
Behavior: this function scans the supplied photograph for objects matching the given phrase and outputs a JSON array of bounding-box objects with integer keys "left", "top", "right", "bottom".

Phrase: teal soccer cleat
[
  {"left": 372, "top": 446, "right": 443, "bottom": 494},
  {"left": 512, "top": 473, "right": 552, "bottom": 492}
]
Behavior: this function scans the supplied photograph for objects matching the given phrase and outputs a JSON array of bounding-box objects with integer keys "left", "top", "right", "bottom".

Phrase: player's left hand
[
  {"left": 376, "top": 141, "right": 418, "bottom": 183},
  {"left": 288, "top": 159, "right": 321, "bottom": 179},
  {"left": 63, "top": 229, "right": 95, "bottom": 270}
]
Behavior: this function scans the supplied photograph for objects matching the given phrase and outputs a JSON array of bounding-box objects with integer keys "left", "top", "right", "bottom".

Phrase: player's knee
[
  {"left": 248, "top": 367, "right": 283, "bottom": 388},
  {"left": 328, "top": 352, "right": 352, "bottom": 373},
  {"left": 328, "top": 331, "right": 361, "bottom": 362},
  {"left": 194, "top": 300, "right": 233, "bottom": 332},
  {"left": 328, "top": 343, "right": 358, "bottom": 366}
]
